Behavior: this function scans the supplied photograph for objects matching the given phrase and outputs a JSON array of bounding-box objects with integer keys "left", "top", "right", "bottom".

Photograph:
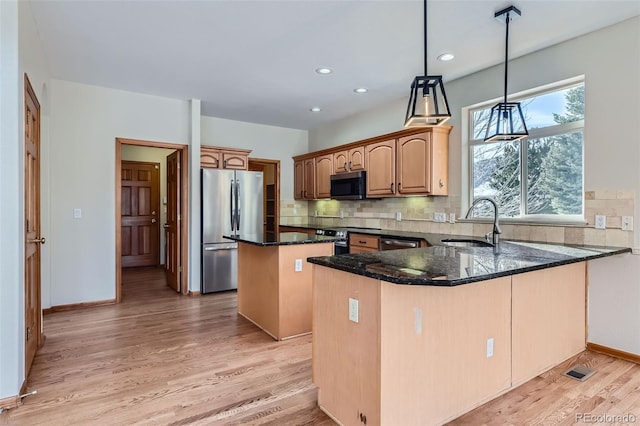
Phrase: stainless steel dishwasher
[{"left": 379, "top": 238, "right": 421, "bottom": 251}]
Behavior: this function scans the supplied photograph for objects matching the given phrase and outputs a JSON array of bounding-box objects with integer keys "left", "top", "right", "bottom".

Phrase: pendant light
[
  {"left": 404, "top": 0, "right": 451, "bottom": 127},
  {"left": 484, "top": 5, "right": 528, "bottom": 142}
]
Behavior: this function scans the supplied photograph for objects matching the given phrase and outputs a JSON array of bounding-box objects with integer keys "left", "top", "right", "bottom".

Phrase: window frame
[{"left": 466, "top": 79, "right": 586, "bottom": 224}]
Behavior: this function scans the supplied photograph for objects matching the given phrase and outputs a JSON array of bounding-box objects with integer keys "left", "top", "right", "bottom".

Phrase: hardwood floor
[
  {"left": 2, "top": 267, "right": 639, "bottom": 425},
  {"left": 2, "top": 267, "right": 333, "bottom": 425}
]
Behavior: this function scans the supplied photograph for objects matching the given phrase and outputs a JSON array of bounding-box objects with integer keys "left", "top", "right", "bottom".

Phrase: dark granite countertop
[
  {"left": 224, "top": 232, "right": 338, "bottom": 247},
  {"left": 307, "top": 237, "right": 630, "bottom": 286}
]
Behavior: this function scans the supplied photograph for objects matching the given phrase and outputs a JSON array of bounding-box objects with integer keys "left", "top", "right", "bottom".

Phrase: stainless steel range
[{"left": 316, "top": 227, "right": 382, "bottom": 255}]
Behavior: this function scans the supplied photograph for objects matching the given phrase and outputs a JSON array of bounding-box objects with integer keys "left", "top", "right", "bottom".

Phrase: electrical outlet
[
  {"left": 73, "top": 208, "right": 82, "bottom": 219},
  {"left": 348, "top": 298, "right": 359, "bottom": 323},
  {"left": 434, "top": 212, "right": 446, "bottom": 223},
  {"left": 314, "top": 210, "right": 318, "bottom": 217},
  {"left": 414, "top": 308, "right": 422, "bottom": 335},
  {"left": 595, "top": 215, "right": 606, "bottom": 229},
  {"left": 622, "top": 216, "right": 634, "bottom": 231},
  {"left": 340, "top": 209, "right": 344, "bottom": 219},
  {"left": 449, "top": 213, "right": 456, "bottom": 223},
  {"left": 294, "top": 259, "right": 303, "bottom": 272},
  {"left": 486, "top": 338, "right": 494, "bottom": 358},
  {"left": 396, "top": 211, "right": 402, "bottom": 221}
]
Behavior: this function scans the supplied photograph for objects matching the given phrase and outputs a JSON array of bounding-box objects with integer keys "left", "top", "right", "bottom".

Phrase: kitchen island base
[
  {"left": 312, "top": 262, "right": 586, "bottom": 426},
  {"left": 237, "top": 240, "right": 334, "bottom": 340}
]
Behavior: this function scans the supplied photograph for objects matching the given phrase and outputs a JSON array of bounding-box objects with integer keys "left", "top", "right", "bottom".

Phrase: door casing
[{"left": 115, "top": 138, "right": 189, "bottom": 301}]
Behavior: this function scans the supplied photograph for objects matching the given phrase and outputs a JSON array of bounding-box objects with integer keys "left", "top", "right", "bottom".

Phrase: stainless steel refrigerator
[{"left": 201, "top": 168, "right": 263, "bottom": 293}]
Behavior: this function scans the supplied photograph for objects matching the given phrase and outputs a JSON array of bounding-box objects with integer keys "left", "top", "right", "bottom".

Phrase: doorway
[
  {"left": 248, "top": 158, "right": 280, "bottom": 239},
  {"left": 115, "top": 138, "right": 189, "bottom": 302}
]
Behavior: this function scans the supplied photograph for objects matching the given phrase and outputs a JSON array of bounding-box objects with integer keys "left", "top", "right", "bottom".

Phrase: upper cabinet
[
  {"left": 333, "top": 146, "right": 365, "bottom": 174},
  {"left": 293, "top": 126, "right": 451, "bottom": 200},
  {"left": 315, "top": 154, "right": 333, "bottom": 199},
  {"left": 365, "top": 140, "right": 396, "bottom": 197},
  {"left": 201, "top": 146, "right": 251, "bottom": 170},
  {"left": 294, "top": 158, "right": 317, "bottom": 200}
]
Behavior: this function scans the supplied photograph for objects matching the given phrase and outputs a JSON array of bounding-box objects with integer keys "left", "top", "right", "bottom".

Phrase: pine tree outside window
[{"left": 469, "top": 80, "right": 585, "bottom": 222}]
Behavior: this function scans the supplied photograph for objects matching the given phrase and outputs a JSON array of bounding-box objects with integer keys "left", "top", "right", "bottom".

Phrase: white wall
[
  {"left": 309, "top": 17, "right": 640, "bottom": 355},
  {"left": 201, "top": 116, "right": 308, "bottom": 200},
  {"left": 48, "top": 80, "right": 190, "bottom": 306},
  {"left": 121, "top": 145, "right": 175, "bottom": 264}
]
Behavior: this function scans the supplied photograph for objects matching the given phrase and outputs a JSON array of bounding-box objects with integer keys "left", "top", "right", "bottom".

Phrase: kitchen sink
[{"left": 440, "top": 238, "right": 493, "bottom": 248}]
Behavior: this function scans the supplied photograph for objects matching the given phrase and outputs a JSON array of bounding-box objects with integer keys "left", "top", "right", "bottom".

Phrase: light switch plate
[
  {"left": 434, "top": 212, "right": 446, "bottom": 223},
  {"left": 348, "top": 298, "right": 359, "bottom": 323},
  {"left": 594, "top": 215, "right": 606, "bottom": 229},
  {"left": 73, "top": 208, "right": 82, "bottom": 219},
  {"left": 396, "top": 211, "right": 402, "bottom": 221},
  {"left": 486, "top": 338, "right": 494, "bottom": 358},
  {"left": 294, "top": 259, "right": 303, "bottom": 272}
]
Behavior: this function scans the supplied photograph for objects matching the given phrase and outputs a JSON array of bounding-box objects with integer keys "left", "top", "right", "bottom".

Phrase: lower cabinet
[
  {"left": 349, "top": 233, "right": 379, "bottom": 253},
  {"left": 312, "top": 262, "right": 587, "bottom": 425}
]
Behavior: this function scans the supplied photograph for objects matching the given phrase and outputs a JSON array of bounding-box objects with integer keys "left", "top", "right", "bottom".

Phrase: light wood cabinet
[
  {"left": 365, "top": 139, "right": 396, "bottom": 197},
  {"left": 334, "top": 146, "right": 365, "bottom": 174},
  {"left": 293, "top": 126, "right": 450, "bottom": 199},
  {"left": 294, "top": 158, "right": 316, "bottom": 200},
  {"left": 315, "top": 154, "right": 333, "bottom": 199},
  {"left": 200, "top": 146, "right": 251, "bottom": 170},
  {"left": 349, "top": 233, "right": 379, "bottom": 253}
]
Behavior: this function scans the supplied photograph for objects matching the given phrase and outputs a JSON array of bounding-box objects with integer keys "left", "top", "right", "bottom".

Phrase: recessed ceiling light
[
  {"left": 310, "top": 107, "right": 322, "bottom": 112},
  {"left": 437, "top": 53, "right": 455, "bottom": 62},
  {"left": 353, "top": 88, "right": 368, "bottom": 94},
  {"left": 315, "top": 67, "right": 333, "bottom": 75}
]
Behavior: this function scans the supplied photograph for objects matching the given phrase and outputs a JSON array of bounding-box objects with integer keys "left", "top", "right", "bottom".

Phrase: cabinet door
[
  {"left": 397, "top": 133, "right": 430, "bottom": 195},
  {"left": 349, "top": 146, "right": 365, "bottom": 171},
  {"left": 294, "top": 160, "right": 305, "bottom": 200},
  {"left": 303, "top": 158, "right": 316, "bottom": 199},
  {"left": 333, "top": 151, "right": 349, "bottom": 174},
  {"left": 221, "top": 151, "right": 248, "bottom": 170},
  {"left": 315, "top": 155, "right": 333, "bottom": 199},
  {"left": 200, "top": 147, "right": 221, "bottom": 168},
  {"left": 365, "top": 140, "right": 396, "bottom": 197}
]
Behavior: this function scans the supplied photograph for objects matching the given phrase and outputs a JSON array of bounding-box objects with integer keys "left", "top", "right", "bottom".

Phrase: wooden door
[
  {"left": 397, "top": 132, "right": 430, "bottom": 195},
  {"left": 165, "top": 151, "right": 181, "bottom": 292},
  {"left": 348, "top": 146, "right": 365, "bottom": 171},
  {"left": 24, "top": 75, "right": 42, "bottom": 377},
  {"left": 121, "top": 161, "right": 160, "bottom": 267},
  {"left": 303, "top": 158, "right": 315, "bottom": 199},
  {"left": 293, "top": 160, "right": 304, "bottom": 200},
  {"left": 315, "top": 154, "right": 333, "bottom": 199},
  {"left": 365, "top": 139, "right": 396, "bottom": 197}
]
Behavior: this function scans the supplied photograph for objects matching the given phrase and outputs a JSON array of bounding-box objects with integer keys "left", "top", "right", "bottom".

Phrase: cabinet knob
[{"left": 439, "top": 179, "right": 444, "bottom": 188}]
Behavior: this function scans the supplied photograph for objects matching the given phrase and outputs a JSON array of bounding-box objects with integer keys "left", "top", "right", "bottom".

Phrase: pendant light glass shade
[
  {"left": 404, "top": 0, "right": 451, "bottom": 127},
  {"left": 484, "top": 5, "right": 528, "bottom": 142}
]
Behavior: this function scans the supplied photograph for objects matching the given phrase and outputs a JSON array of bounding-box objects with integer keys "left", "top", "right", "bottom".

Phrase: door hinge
[{"left": 26, "top": 327, "right": 31, "bottom": 341}]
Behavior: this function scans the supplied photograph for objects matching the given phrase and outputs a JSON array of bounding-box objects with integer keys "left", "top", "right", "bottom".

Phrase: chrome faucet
[{"left": 465, "top": 197, "right": 502, "bottom": 247}]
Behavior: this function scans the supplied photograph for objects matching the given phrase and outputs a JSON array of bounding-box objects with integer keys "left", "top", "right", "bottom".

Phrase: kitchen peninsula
[
  {"left": 307, "top": 239, "right": 630, "bottom": 426},
  {"left": 225, "top": 232, "right": 336, "bottom": 340}
]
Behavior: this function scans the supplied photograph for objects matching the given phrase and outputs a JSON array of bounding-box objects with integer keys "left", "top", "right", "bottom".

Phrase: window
[{"left": 469, "top": 81, "right": 584, "bottom": 221}]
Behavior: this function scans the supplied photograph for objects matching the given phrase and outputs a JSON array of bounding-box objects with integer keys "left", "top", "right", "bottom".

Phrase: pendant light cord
[
  {"left": 503, "top": 12, "right": 510, "bottom": 104},
  {"left": 423, "top": 0, "right": 428, "bottom": 76}
]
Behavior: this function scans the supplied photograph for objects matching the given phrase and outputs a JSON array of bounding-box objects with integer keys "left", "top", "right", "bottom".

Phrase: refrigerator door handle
[
  {"left": 235, "top": 180, "right": 240, "bottom": 232},
  {"left": 229, "top": 179, "right": 235, "bottom": 232}
]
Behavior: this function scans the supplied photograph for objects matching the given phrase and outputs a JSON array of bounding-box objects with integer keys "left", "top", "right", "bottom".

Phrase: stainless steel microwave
[{"left": 330, "top": 171, "right": 366, "bottom": 200}]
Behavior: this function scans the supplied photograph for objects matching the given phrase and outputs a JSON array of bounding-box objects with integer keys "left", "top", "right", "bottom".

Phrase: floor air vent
[{"left": 562, "top": 364, "right": 596, "bottom": 381}]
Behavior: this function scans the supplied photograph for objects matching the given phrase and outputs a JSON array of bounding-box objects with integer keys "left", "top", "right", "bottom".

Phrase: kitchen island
[
  {"left": 307, "top": 240, "right": 630, "bottom": 426},
  {"left": 225, "top": 232, "right": 336, "bottom": 340}
]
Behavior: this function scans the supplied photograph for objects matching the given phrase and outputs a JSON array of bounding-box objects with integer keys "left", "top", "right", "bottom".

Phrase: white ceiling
[{"left": 29, "top": 0, "right": 640, "bottom": 130}]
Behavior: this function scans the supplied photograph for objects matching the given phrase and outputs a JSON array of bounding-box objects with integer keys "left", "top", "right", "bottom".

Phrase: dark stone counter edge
[
  {"left": 307, "top": 247, "right": 631, "bottom": 286},
  {"left": 224, "top": 234, "right": 339, "bottom": 247}
]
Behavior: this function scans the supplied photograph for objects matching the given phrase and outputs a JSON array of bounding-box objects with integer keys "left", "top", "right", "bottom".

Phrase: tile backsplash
[{"left": 281, "top": 190, "right": 635, "bottom": 248}]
